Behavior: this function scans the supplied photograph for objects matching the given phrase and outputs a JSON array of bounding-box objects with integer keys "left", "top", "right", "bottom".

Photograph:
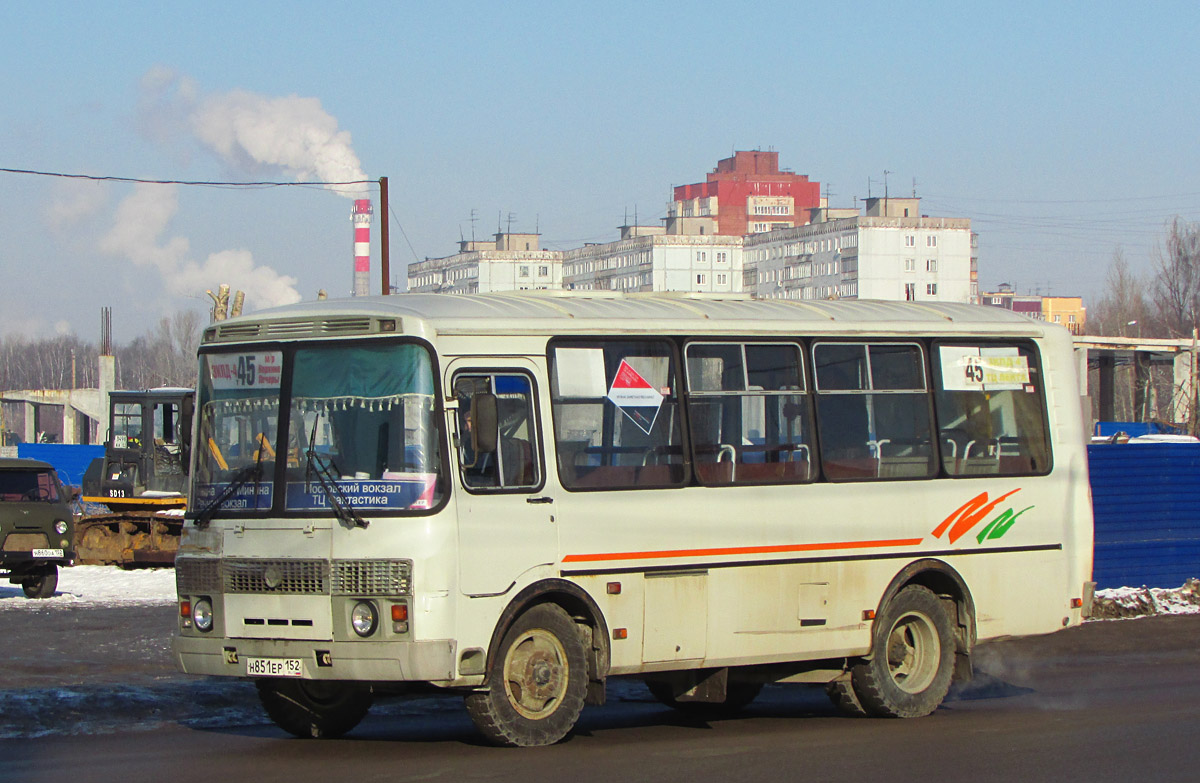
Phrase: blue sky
[{"left": 2, "top": 1, "right": 1198, "bottom": 341}]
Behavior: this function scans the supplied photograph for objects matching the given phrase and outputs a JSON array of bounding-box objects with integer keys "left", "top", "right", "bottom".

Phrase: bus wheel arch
[
  {"left": 466, "top": 583, "right": 606, "bottom": 746},
  {"left": 484, "top": 579, "right": 611, "bottom": 703},
  {"left": 847, "top": 560, "right": 976, "bottom": 718},
  {"left": 876, "top": 558, "right": 976, "bottom": 681}
]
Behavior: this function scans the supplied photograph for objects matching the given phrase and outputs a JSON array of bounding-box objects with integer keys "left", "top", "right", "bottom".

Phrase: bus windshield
[{"left": 194, "top": 343, "right": 442, "bottom": 515}]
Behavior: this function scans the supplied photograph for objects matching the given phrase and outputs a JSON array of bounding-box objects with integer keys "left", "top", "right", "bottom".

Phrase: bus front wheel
[
  {"left": 465, "top": 603, "right": 587, "bottom": 747},
  {"left": 851, "top": 584, "right": 955, "bottom": 718},
  {"left": 256, "top": 679, "right": 373, "bottom": 738}
]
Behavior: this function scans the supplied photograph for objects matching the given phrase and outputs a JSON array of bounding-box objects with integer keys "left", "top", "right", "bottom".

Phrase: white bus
[{"left": 173, "top": 291, "right": 1094, "bottom": 746}]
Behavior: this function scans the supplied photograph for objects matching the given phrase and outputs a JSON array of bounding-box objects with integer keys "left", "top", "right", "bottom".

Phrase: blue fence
[
  {"left": 16, "top": 443, "right": 104, "bottom": 486},
  {"left": 1089, "top": 442, "right": 1200, "bottom": 589}
]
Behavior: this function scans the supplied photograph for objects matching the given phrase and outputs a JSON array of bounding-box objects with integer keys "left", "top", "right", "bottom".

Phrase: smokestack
[{"left": 352, "top": 199, "right": 373, "bottom": 296}]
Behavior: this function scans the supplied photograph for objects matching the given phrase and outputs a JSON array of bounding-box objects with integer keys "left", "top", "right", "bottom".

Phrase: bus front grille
[
  {"left": 176, "top": 557, "right": 412, "bottom": 597},
  {"left": 332, "top": 559, "right": 413, "bottom": 596}
]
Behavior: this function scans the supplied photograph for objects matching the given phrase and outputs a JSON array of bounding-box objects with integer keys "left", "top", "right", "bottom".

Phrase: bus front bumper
[{"left": 173, "top": 635, "right": 458, "bottom": 683}]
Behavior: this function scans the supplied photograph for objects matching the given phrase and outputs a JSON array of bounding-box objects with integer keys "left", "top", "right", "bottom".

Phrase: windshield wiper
[
  {"left": 192, "top": 460, "right": 262, "bottom": 529},
  {"left": 305, "top": 415, "right": 368, "bottom": 529}
]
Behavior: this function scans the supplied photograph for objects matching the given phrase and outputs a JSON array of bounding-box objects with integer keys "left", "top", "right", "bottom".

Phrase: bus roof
[{"left": 204, "top": 291, "right": 1060, "bottom": 344}]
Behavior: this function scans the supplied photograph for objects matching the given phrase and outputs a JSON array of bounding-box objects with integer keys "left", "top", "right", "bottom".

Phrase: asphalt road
[{"left": 1, "top": 605, "right": 1199, "bottom": 782}]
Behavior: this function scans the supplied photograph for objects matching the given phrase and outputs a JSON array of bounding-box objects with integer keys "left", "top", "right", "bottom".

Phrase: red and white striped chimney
[{"left": 352, "top": 199, "right": 373, "bottom": 296}]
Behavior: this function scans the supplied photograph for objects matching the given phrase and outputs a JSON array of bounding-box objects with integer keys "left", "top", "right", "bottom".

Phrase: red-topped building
[{"left": 666, "top": 150, "right": 823, "bottom": 237}]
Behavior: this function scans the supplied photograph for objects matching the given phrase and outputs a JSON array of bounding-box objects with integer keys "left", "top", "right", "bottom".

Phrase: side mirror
[
  {"left": 470, "top": 393, "right": 499, "bottom": 455},
  {"left": 180, "top": 395, "right": 194, "bottom": 475}
]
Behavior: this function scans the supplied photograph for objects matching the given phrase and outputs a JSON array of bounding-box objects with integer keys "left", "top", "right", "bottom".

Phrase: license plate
[
  {"left": 31, "top": 549, "right": 63, "bottom": 558},
  {"left": 246, "top": 657, "right": 304, "bottom": 678}
]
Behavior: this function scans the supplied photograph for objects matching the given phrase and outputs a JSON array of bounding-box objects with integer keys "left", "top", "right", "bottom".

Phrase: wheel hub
[{"left": 504, "top": 628, "right": 568, "bottom": 719}]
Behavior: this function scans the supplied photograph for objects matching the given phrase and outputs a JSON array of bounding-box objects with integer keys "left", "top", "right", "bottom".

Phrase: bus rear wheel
[
  {"left": 465, "top": 603, "right": 587, "bottom": 747},
  {"left": 825, "top": 678, "right": 869, "bottom": 717},
  {"left": 851, "top": 584, "right": 954, "bottom": 718},
  {"left": 256, "top": 679, "right": 373, "bottom": 738}
]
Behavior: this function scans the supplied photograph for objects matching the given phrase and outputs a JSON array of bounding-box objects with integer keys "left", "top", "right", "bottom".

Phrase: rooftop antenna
[
  {"left": 912, "top": 177, "right": 918, "bottom": 198},
  {"left": 884, "top": 170, "right": 892, "bottom": 214},
  {"left": 469, "top": 208, "right": 478, "bottom": 243},
  {"left": 506, "top": 212, "right": 516, "bottom": 235}
]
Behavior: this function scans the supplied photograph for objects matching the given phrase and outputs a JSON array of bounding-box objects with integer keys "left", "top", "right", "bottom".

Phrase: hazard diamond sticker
[{"left": 607, "top": 359, "right": 664, "bottom": 434}]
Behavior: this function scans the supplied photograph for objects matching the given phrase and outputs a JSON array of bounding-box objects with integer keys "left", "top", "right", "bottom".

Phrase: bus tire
[
  {"left": 256, "top": 679, "right": 373, "bottom": 739},
  {"left": 646, "top": 680, "right": 762, "bottom": 717},
  {"left": 825, "top": 679, "right": 869, "bottom": 717},
  {"left": 22, "top": 566, "right": 58, "bottom": 599},
  {"left": 851, "top": 584, "right": 955, "bottom": 718},
  {"left": 465, "top": 603, "right": 587, "bottom": 747}
]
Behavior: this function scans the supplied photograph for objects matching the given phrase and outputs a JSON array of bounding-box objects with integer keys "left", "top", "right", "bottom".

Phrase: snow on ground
[
  {"left": 0, "top": 565, "right": 176, "bottom": 608},
  {"left": 1089, "top": 579, "right": 1200, "bottom": 620}
]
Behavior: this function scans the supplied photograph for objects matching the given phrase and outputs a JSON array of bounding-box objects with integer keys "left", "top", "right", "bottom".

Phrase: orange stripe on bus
[{"left": 561, "top": 537, "right": 925, "bottom": 564}]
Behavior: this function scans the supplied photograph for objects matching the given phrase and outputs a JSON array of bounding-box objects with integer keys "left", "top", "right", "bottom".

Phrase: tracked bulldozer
[{"left": 79, "top": 388, "right": 193, "bottom": 566}]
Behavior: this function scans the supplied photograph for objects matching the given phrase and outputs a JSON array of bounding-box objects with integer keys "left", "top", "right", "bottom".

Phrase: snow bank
[
  {"left": 0, "top": 565, "right": 176, "bottom": 609},
  {"left": 1090, "top": 579, "right": 1200, "bottom": 620}
]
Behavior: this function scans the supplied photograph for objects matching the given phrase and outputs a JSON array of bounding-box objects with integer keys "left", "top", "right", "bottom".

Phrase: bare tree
[
  {"left": 1152, "top": 217, "right": 1200, "bottom": 338},
  {"left": 1088, "top": 248, "right": 1149, "bottom": 337},
  {"left": 114, "top": 309, "right": 204, "bottom": 389}
]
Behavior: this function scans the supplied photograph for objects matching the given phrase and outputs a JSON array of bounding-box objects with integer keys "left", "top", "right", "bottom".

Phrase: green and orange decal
[{"left": 933, "top": 488, "right": 1034, "bottom": 545}]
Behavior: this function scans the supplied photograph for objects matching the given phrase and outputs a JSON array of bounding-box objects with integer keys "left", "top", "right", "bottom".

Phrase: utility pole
[{"left": 379, "top": 177, "right": 391, "bottom": 294}]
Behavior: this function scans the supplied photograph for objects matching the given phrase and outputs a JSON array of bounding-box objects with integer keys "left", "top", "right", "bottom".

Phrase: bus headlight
[
  {"left": 193, "top": 598, "right": 214, "bottom": 633},
  {"left": 54, "top": 520, "right": 68, "bottom": 535},
  {"left": 351, "top": 601, "right": 378, "bottom": 637}
]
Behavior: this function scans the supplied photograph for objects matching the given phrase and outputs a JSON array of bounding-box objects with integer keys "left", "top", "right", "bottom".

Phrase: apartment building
[
  {"left": 742, "top": 197, "right": 974, "bottom": 303},
  {"left": 407, "top": 233, "right": 562, "bottom": 294},
  {"left": 561, "top": 233, "right": 743, "bottom": 293},
  {"left": 665, "top": 150, "right": 822, "bottom": 237}
]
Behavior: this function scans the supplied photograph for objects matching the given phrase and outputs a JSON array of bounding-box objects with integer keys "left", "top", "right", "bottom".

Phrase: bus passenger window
[
  {"left": 549, "top": 340, "right": 685, "bottom": 490},
  {"left": 814, "top": 342, "right": 935, "bottom": 481},
  {"left": 454, "top": 373, "right": 540, "bottom": 491},
  {"left": 933, "top": 344, "right": 1050, "bottom": 477},
  {"left": 685, "top": 342, "right": 814, "bottom": 485}
]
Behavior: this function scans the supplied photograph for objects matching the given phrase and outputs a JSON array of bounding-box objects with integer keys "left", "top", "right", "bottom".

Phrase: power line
[
  {"left": 386, "top": 202, "right": 421, "bottom": 265},
  {"left": 0, "top": 166, "right": 372, "bottom": 189}
]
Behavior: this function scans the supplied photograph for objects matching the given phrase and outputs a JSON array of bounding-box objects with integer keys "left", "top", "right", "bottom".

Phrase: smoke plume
[
  {"left": 104, "top": 66, "right": 372, "bottom": 311},
  {"left": 140, "top": 66, "right": 367, "bottom": 196},
  {"left": 100, "top": 183, "right": 302, "bottom": 309}
]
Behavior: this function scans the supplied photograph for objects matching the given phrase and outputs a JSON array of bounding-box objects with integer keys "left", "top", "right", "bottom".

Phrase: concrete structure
[
  {"left": 742, "top": 197, "right": 973, "bottom": 303},
  {"left": 666, "top": 150, "right": 822, "bottom": 237},
  {"left": 352, "top": 199, "right": 372, "bottom": 297},
  {"left": 562, "top": 234, "right": 743, "bottom": 293},
  {"left": 0, "top": 355, "right": 115, "bottom": 445},
  {"left": 408, "top": 233, "right": 562, "bottom": 294},
  {"left": 1075, "top": 335, "right": 1197, "bottom": 429}
]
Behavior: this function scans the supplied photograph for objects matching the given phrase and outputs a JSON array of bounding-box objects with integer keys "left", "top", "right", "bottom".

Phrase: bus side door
[{"left": 447, "top": 360, "right": 557, "bottom": 596}]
